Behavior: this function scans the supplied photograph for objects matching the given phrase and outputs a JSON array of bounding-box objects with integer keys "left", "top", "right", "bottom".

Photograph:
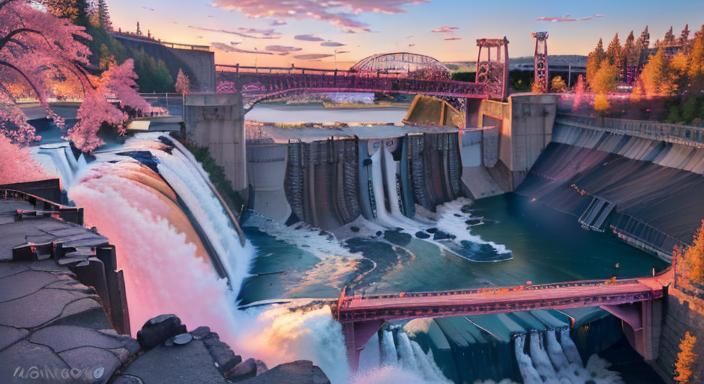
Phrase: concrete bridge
[{"left": 332, "top": 270, "right": 672, "bottom": 370}]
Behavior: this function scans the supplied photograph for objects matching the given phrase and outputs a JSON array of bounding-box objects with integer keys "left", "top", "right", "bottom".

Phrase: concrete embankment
[{"left": 517, "top": 117, "right": 704, "bottom": 261}]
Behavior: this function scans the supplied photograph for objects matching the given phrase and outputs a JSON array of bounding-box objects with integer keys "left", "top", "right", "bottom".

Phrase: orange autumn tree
[
  {"left": 677, "top": 220, "right": 704, "bottom": 285},
  {"left": 674, "top": 331, "right": 698, "bottom": 384}
]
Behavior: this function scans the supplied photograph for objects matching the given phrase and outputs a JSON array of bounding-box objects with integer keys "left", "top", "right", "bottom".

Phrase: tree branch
[
  {"left": 0, "top": 60, "right": 45, "bottom": 103},
  {"left": 0, "top": 28, "right": 44, "bottom": 52}
]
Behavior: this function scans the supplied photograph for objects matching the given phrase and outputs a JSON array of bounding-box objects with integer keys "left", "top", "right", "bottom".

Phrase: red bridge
[
  {"left": 332, "top": 270, "right": 672, "bottom": 370},
  {"left": 215, "top": 39, "right": 510, "bottom": 111}
]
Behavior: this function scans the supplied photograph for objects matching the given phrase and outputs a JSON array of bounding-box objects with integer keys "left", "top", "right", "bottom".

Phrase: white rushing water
[
  {"left": 434, "top": 198, "right": 511, "bottom": 255},
  {"left": 33, "top": 142, "right": 88, "bottom": 188},
  {"left": 514, "top": 331, "right": 625, "bottom": 384}
]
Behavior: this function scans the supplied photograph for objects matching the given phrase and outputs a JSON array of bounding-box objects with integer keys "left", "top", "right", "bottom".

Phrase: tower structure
[
  {"left": 532, "top": 32, "right": 549, "bottom": 93},
  {"left": 475, "top": 37, "right": 509, "bottom": 100}
]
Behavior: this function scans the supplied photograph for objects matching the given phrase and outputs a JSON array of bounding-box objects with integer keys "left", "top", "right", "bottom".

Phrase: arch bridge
[
  {"left": 215, "top": 40, "right": 510, "bottom": 112},
  {"left": 332, "top": 269, "right": 672, "bottom": 371}
]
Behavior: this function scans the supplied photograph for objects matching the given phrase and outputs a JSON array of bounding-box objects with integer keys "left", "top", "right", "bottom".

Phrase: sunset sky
[{"left": 110, "top": 0, "right": 702, "bottom": 68}]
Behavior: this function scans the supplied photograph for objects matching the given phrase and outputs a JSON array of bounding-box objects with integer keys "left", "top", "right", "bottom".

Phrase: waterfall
[
  {"left": 34, "top": 143, "right": 88, "bottom": 188},
  {"left": 511, "top": 330, "right": 626, "bottom": 384},
  {"left": 380, "top": 330, "right": 399, "bottom": 365},
  {"left": 397, "top": 331, "right": 419, "bottom": 372},
  {"left": 147, "top": 138, "right": 252, "bottom": 296},
  {"left": 528, "top": 331, "right": 558, "bottom": 381},
  {"left": 364, "top": 328, "right": 450, "bottom": 383},
  {"left": 559, "top": 328, "right": 583, "bottom": 367},
  {"left": 370, "top": 148, "right": 400, "bottom": 228},
  {"left": 514, "top": 334, "right": 544, "bottom": 384},
  {"left": 546, "top": 329, "right": 570, "bottom": 372},
  {"left": 382, "top": 145, "right": 417, "bottom": 228},
  {"left": 359, "top": 329, "right": 381, "bottom": 371}
]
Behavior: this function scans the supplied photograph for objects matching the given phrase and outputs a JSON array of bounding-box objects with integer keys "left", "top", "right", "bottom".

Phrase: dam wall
[
  {"left": 184, "top": 94, "right": 247, "bottom": 191},
  {"left": 246, "top": 131, "right": 462, "bottom": 229},
  {"left": 655, "top": 288, "right": 704, "bottom": 383},
  {"left": 112, "top": 34, "right": 216, "bottom": 92},
  {"left": 403, "top": 94, "right": 557, "bottom": 199},
  {"left": 518, "top": 116, "right": 704, "bottom": 261}
]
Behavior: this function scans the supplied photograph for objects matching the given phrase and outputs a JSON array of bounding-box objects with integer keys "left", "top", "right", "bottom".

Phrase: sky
[{"left": 110, "top": 0, "right": 703, "bottom": 69}]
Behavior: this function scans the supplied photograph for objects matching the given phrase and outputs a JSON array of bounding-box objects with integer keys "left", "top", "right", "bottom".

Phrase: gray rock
[
  {"left": 122, "top": 339, "right": 228, "bottom": 384},
  {"left": 190, "top": 326, "right": 211, "bottom": 339},
  {"left": 136, "top": 314, "right": 187, "bottom": 349},
  {"left": 241, "top": 360, "right": 330, "bottom": 384},
  {"left": 30, "top": 325, "right": 131, "bottom": 353},
  {"left": 255, "top": 359, "right": 268, "bottom": 375},
  {"left": 203, "top": 334, "right": 242, "bottom": 374},
  {"left": 226, "top": 358, "right": 257, "bottom": 382},
  {"left": 0, "top": 325, "right": 28, "bottom": 351}
]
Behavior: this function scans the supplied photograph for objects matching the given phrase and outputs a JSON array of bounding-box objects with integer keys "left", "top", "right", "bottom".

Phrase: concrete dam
[{"left": 519, "top": 115, "right": 704, "bottom": 262}]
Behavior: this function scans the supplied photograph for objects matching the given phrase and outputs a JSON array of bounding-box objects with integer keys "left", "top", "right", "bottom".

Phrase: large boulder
[
  {"left": 226, "top": 358, "right": 258, "bottom": 382},
  {"left": 136, "top": 314, "right": 187, "bottom": 349},
  {"left": 241, "top": 360, "right": 330, "bottom": 384}
]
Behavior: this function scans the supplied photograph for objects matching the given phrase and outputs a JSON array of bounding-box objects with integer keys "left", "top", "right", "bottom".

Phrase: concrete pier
[{"left": 184, "top": 94, "right": 247, "bottom": 192}]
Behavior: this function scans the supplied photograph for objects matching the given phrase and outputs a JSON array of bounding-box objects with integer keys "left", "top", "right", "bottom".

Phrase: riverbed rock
[
  {"left": 241, "top": 360, "right": 330, "bottom": 384},
  {"left": 136, "top": 314, "right": 187, "bottom": 349},
  {"left": 226, "top": 357, "right": 258, "bottom": 382}
]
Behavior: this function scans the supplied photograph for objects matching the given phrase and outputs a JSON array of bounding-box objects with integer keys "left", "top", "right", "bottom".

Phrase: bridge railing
[
  {"left": 216, "top": 65, "right": 487, "bottom": 99},
  {"left": 342, "top": 277, "right": 647, "bottom": 303}
]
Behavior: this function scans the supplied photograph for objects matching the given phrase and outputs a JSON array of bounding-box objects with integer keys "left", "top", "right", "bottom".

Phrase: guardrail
[
  {"left": 342, "top": 277, "right": 650, "bottom": 303},
  {"left": 556, "top": 113, "right": 704, "bottom": 148},
  {"left": 1, "top": 189, "right": 83, "bottom": 225}
]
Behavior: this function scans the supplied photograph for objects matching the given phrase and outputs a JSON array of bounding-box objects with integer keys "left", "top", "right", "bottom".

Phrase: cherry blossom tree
[
  {"left": 0, "top": 134, "right": 50, "bottom": 184},
  {"left": 1, "top": 0, "right": 148, "bottom": 153},
  {"left": 175, "top": 69, "right": 190, "bottom": 96}
]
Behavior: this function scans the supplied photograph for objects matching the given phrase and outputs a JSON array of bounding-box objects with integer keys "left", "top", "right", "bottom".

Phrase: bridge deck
[{"left": 336, "top": 272, "right": 671, "bottom": 323}]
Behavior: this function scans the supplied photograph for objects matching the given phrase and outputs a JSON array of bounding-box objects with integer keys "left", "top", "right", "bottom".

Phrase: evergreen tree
[
  {"left": 623, "top": 31, "right": 638, "bottom": 82},
  {"left": 664, "top": 26, "right": 677, "bottom": 46},
  {"left": 43, "top": 0, "right": 90, "bottom": 26},
  {"left": 680, "top": 24, "right": 691, "bottom": 47},
  {"left": 97, "top": 0, "right": 112, "bottom": 30},
  {"left": 687, "top": 25, "right": 704, "bottom": 93},
  {"left": 637, "top": 26, "right": 651, "bottom": 67},
  {"left": 586, "top": 38, "right": 606, "bottom": 87},
  {"left": 640, "top": 46, "right": 674, "bottom": 97},
  {"left": 606, "top": 33, "right": 622, "bottom": 65},
  {"left": 674, "top": 331, "right": 698, "bottom": 384}
]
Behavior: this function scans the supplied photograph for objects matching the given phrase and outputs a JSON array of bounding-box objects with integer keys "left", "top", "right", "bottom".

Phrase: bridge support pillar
[
  {"left": 602, "top": 299, "right": 663, "bottom": 361},
  {"left": 341, "top": 320, "right": 384, "bottom": 372},
  {"left": 184, "top": 93, "right": 247, "bottom": 192}
]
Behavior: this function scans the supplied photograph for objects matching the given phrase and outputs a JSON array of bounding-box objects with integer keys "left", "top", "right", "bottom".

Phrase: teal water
[{"left": 239, "top": 194, "right": 667, "bottom": 304}]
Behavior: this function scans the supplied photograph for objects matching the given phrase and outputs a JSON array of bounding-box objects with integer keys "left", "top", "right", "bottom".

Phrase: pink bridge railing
[{"left": 216, "top": 64, "right": 489, "bottom": 105}]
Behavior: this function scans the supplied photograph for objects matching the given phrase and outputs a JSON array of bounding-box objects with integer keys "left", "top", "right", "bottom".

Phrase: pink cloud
[
  {"left": 189, "top": 25, "right": 281, "bottom": 39},
  {"left": 295, "top": 34, "right": 325, "bottom": 42},
  {"left": 294, "top": 53, "right": 334, "bottom": 60},
  {"left": 536, "top": 13, "right": 604, "bottom": 23},
  {"left": 265, "top": 45, "right": 303, "bottom": 54},
  {"left": 321, "top": 41, "right": 345, "bottom": 47},
  {"left": 270, "top": 19, "right": 287, "bottom": 26},
  {"left": 444, "top": 36, "right": 461, "bottom": 41},
  {"left": 432, "top": 25, "right": 459, "bottom": 33},
  {"left": 211, "top": 0, "right": 427, "bottom": 31},
  {"left": 211, "top": 42, "right": 273, "bottom": 54}
]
